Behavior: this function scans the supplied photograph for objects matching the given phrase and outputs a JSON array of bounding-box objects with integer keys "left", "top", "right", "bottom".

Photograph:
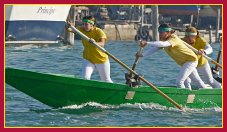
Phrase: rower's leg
[
  {"left": 82, "top": 59, "right": 95, "bottom": 80},
  {"left": 95, "top": 60, "right": 113, "bottom": 83},
  {"left": 197, "top": 62, "right": 221, "bottom": 88}
]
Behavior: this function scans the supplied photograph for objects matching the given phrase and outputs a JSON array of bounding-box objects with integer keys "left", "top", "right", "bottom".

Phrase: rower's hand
[
  {"left": 211, "top": 67, "right": 219, "bottom": 76},
  {"left": 89, "top": 38, "right": 96, "bottom": 44},
  {"left": 198, "top": 49, "right": 206, "bottom": 55},
  {"left": 65, "top": 21, "right": 73, "bottom": 32},
  {"left": 135, "top": 52, "right": 143, "bottom": 57},
  {"left": 140, "top": 40, "right": 147, "bottom": 48}
]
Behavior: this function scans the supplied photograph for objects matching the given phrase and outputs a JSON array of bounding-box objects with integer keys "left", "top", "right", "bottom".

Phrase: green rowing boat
[{"left": 5, "top": 68, "right": 222, "bottom": 109}]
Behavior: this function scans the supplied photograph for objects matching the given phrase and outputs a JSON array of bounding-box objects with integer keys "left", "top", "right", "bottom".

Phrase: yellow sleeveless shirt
[
  {"left": 78, "top": 27, "right": 108, "bottom": 64},
  {"left": 164, "top": 34, "right": 198, "bottom": 66},
  {"left": 182, "top": 36, "right": 208, "bottom": 67}
]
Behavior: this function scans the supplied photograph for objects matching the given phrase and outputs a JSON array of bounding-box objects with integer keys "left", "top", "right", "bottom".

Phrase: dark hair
[
  {"left": 82, "top": 15, "right": 96, "bottom": 25},
  {"left": 159, "top": 23, "right": 172, "bottom": 28},
  {"left": 158, "top": 23, "right": 175, "bottom": 33}
]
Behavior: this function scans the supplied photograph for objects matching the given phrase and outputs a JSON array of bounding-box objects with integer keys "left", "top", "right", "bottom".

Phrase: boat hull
[{"left": 5, "top": 68, "right": 222, "bottom": 108}]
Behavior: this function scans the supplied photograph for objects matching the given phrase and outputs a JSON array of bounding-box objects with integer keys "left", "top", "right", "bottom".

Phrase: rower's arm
[
  {"left": 142, "top": 47, "right": 162, "bottom": 57},
  {"left": 204, "top": 44, "right": 213, "bottom": 55},
  {"left": 147, "top": 41, "right": 172, "bottom": 47}
]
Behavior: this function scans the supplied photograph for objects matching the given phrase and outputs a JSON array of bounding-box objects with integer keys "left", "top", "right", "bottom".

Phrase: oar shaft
[
  {"left": 70, "top": 25, "right": 107, "bottom": 53},
  {"left": 129, "top": 47, "right": 143, "bottom": 77},
  {"left": 214, "top": 44, "right": 222, "bottom": 70},
  {"left": 106, "top": 52, "right": 184, "bottom": 111},
  {"left": 214, "top": 54, "right": 221, "bottom": 70},
  {"left": 132, "top": 47, "right": 143, "bottom": 70},
  {"left": 69, "top": 25, "right": 184, "bottom": 111},
  {"left": 139, "top": 77, "right": 183, "bottom": 110},
  {"left": 182, "top": 41, "right": 222, "bottom": 68}
]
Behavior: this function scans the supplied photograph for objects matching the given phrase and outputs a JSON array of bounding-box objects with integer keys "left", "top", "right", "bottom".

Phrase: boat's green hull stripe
[{"left": 5, "top": 68, "right": 222, "bottom": 108}]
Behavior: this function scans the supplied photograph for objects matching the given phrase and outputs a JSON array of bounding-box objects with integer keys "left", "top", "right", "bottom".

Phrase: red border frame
[{"left": 1, "top": 0, "right": 225, "bottom": 131}]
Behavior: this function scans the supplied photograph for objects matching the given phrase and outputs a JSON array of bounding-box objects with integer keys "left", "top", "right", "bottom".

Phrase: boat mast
[{"left": 152, "top": 5, "right": 159, "bottom": 41}]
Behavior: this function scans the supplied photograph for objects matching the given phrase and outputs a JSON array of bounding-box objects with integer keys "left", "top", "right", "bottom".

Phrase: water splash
[
  {"left": 61, "top": 102, "right": 221, "bottom": 113},
  {"left": 13, "top": 44, "right": 40, "bottom": 50}
]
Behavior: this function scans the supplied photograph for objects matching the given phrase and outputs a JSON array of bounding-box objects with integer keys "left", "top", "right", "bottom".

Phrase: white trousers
[
  {"left": 195, "top": 62, "right": 221, "bottom": 88},
  {"left": 82, "top": 59, "right": 113, "bottom": 83},
  {"left": 176, "top": 61, "right": 206, "bottom": 89}
]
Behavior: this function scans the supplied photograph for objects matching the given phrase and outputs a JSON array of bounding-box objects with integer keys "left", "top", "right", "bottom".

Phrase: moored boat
[
  {"left": 5, "top": 68, "right": 222, "bottom": 109},
  {"left": 5, "top": 5, "right": 72, "bottom": 45}
]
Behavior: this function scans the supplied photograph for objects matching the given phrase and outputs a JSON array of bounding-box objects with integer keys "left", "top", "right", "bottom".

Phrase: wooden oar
[
  {"left": 182, "top": 41, "right": 222, "bottom": 68},
  {"left": 128, "top": 46, "right": 143, "bottom": 78},
  {"left": 68, "top": 25, "right": 185, "bottom": 111},
  {"left": 213, "top": 43, "right": 222, "bottom": 71},
  {"left": 212, "top": 42, "right": 222, "bottom": 83},
  {"left": 125, "top": 46, "right": 143, "bottom": 87}
]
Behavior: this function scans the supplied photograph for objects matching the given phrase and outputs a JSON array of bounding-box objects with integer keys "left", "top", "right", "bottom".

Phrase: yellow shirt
[
  {"left": 78, "top": 27, "right": 108, "bottom": 64},
  {"left": 182, "top": 36, "right": 208, "bottom": 67},
  {"left": 164, "top": 34, "right": 198, "bottom": 66}
]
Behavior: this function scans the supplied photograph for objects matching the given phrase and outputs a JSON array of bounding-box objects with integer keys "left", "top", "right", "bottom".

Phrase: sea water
[{"left": 5, "top": 40, "right": 222, "bottom": 127}]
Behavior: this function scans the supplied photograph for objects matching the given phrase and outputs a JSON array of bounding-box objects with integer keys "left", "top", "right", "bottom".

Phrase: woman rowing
[
  {"left": 182, "top": 26, "right": 221, "bottom": 88},
  {"left": 66, "top": 15, "right": 113, "bottom": 83},
  {"left": 137, "top": 23, "right": 206, "bottom": 89}
]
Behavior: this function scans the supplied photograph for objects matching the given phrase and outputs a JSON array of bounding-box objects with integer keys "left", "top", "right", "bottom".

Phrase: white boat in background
[{"left": 5, "top": 5, "right": 72, "bottom": 45}]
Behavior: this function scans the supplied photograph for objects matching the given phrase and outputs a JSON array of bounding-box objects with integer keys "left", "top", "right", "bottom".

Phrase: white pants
[
  {"left": 176, "top": 61, "right": 206, "bottom": 89},
  {"left": 196, "top": 62, "right": 221, "bottom": 88},
  {"left": 82, "top": 59, "right": 113, "bottom": 83}
]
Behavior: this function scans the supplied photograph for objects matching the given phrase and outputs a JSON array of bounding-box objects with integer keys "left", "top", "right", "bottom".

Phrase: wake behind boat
[{"left": 5, "top": 68, "right": 222, "bottom": 109}]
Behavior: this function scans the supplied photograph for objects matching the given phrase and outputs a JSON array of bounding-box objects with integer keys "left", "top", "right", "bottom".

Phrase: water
[{"left": 5, "top": 40, "right": 222, "bottom": 127}]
